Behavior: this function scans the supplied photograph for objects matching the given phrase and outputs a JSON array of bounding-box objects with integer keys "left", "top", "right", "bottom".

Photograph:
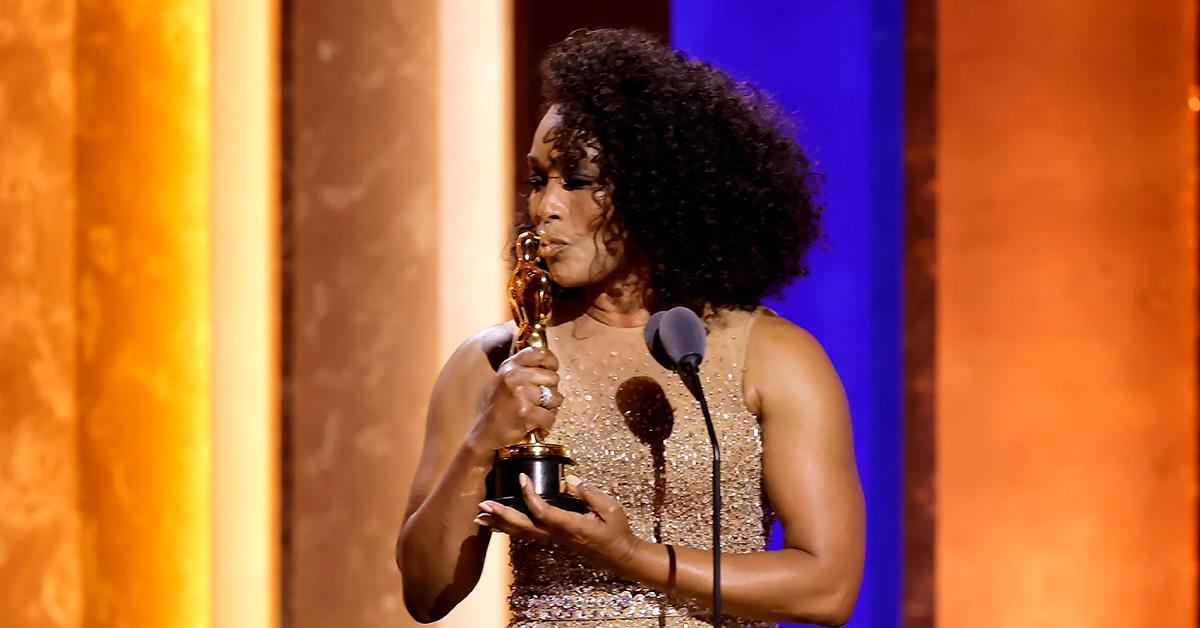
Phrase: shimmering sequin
[{"left": 508, "top": 309, "right": 776, "bottom": 628}]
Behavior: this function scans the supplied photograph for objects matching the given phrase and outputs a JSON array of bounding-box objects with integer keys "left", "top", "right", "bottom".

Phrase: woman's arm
[
  {"left": 397, "top": 329, "right": 498, "bottom": 622},
  {"left": 623, "top": 312, "right": 865, "bottom": 624},
  {"left": 481, "top": 312, "right": 865, "bottom": 626},
  {"left": 397, "top": 324, "right": 563, "bottom": 622}
]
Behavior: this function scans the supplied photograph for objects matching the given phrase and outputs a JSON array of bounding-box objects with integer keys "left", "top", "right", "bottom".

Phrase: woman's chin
[
  {"left": 549, "top": 273, "right": 587, "bottom": 288},
  {"left": 546, "top": 265, "right": 589, "bottom": 288},
  {"left": 546, "top": 255, "right": 619, "bottom": 289}
]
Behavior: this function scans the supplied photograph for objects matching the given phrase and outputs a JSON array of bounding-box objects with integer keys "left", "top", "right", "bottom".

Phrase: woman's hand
[
  {"left": 469, "top": 347, "right": 564, "bottom": 451},
  {"left": 477, "top": 473, "right": 643, "bottom": 573}
]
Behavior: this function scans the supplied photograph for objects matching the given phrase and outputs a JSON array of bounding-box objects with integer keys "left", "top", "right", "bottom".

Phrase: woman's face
[{"left": 525, "top": 106, "right": 623, "bottom": 288}]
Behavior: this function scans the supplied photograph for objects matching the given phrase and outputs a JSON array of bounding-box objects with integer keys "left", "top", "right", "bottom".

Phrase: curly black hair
[{"left": 533, "top": 28, "right": 822, "bottom": 315}]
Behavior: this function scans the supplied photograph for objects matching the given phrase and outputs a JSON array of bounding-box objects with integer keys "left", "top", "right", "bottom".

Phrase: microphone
[
  {"left": 658, "top": 307, "right": 708, "bottom": 399},
  {"left": 644, "top": 306, "right": 721, "bottom": 626},
  {"left": 643, "top": 310, "right": 673, "bottom": 371},
  {"left": 647, "top": 307, "right": 707, "bottom": 368}
]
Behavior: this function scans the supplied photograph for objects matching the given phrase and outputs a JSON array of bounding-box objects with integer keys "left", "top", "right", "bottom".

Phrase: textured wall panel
[
  {"left": 938, "top": 1, "right": 1197, "bottom": 626},
  {"left": 75, "top": 1, "right": 212, "bottom": 626},
  {"left": 0, "top": 1, "right": 80, "bottom": 626},
  {"left": 283, "top": 1, "right": 440, "bottom": 626}
]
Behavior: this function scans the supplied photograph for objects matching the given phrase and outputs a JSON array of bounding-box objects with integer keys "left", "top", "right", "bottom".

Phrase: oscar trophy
[{"left": 488, "top": 231, "right": 588, "bottom": 514}]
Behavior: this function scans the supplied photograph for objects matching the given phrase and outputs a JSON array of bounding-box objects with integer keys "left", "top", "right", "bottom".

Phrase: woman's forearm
[
  {"left": 616, "top": 540, "right": 859, "bottom": 626},
  {"left": 399, "top": 434, "right": 496, "bottom": 622}
]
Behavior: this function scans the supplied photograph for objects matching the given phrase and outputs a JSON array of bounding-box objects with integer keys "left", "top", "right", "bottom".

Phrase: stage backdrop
[
  {"left": 0, "top": 1, "right": 1195, "bottom": 628},
  {"left": 673, "top": 3, "right": 906, "bottom": 627}
]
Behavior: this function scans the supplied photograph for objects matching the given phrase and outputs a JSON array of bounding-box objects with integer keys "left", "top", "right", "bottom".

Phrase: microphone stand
[{"left": 679, "top": 360, "right": 721, "bottom": 626}]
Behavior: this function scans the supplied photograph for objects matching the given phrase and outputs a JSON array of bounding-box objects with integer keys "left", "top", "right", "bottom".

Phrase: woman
[{"left": 398, "top": 29, "right": 864, "bottom": 627}]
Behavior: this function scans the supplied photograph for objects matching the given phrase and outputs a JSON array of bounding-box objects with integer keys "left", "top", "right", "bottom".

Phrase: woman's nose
[{"left": 533, "top": 185, "right": 566, "bottom": 223}]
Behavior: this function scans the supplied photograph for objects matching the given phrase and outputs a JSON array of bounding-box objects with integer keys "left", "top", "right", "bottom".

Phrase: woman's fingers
[
  {"left": 523, "top": 368, "right": 561, "bottom": 387},
  {"left": 473, "top": 513, "right": 496, "bottom": 530},
  {"left": 517, "top": 383, "right": 563, "bottom": 411},
  {"left": 565, "top": 475, "right": 621, "bottom": 519},
  {"left": 478, "top": 500, "right": 550, "bottom": 540},
  {"left": 501, "top": 364, "right": 559, "bottom": 388},
  {"left": 517, "top": 404, "right": 556, "bottom": 434},
  {"left": 521, "top": 473, "right": 579, "bottom": 532},
  {"left": 519, "top": 474, "right": 554, "bottom": 522},
  {"left": 508, "top": 347, "right": 560, "bottom": 371}
]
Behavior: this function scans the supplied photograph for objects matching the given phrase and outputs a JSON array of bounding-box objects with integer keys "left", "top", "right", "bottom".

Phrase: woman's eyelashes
[
  {"left": 562, "top": 175, "right": 598, "bottom": 190},
  {"left": 525, "top": 173, "right": 548, "bottom": 190},
  {"left": 525, "top": 172, "right": 598, "bottom": 192}
]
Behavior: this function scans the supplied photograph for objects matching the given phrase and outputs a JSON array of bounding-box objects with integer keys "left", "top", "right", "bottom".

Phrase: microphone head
[
  {"left": 659, "top": 306, "right": 707, "bottom": 368},
  {"left": 643, "top": 311, "right": 674, "bottom": 371}
]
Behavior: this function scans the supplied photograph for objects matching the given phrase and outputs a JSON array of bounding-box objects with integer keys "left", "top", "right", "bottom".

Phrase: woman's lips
[
  {"left": 537, "top": 233, "right": 568, "bottom": 257},
  {"left": 539, "top": 242, "right": 566, "bottom": 257}
]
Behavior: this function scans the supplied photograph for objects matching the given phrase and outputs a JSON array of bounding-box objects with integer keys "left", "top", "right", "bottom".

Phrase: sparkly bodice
[{"left": 508, "top": 308, "right": 776, "bottom": 627}]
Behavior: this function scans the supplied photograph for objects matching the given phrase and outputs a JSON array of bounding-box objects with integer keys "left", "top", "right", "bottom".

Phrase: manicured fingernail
[
  {"left": 565, "top": 475, "right": 582, "bottom": 488},
  {"left": 473, "top": 516, "right": 490, "bottom": 527},
  {"left": 519, "top": 473, "right": 530, "bottom": 489},
  {"left": 478, "top": 501, "right": 495, "bottom": 513}
]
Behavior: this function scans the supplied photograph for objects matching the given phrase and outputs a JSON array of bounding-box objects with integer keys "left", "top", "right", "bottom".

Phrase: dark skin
[{"left": 398, "top": 108, "right": 865, "bottom": 625}]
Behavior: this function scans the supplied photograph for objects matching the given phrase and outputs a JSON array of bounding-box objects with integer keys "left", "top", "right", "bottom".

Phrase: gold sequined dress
[{"left": 508, "top": 308, "right": 776, "bottom": 628}]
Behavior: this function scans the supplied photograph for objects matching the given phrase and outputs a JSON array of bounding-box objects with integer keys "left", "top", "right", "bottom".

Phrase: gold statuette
[{"left": 487, "top": 231, "right": 587, "bottom": 514}]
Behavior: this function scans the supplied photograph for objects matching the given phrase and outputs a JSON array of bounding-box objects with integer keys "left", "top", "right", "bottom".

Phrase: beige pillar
[
  {"left": 211, "top": 1, "right": 279, "bottom": 627},
  {"left": 283, "top": 0, "right": 512, "bottom": 625}
]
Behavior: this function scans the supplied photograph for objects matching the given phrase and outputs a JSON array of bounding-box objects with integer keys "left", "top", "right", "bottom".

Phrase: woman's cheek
[
  {"left": 553, "top": 251, "right": 602, "bottom": 287},
  {"left": 546, "top": 242, "right": 618, "bottom": 288},
  {"left": 545, "top": 256, "right": 581, "bottom": 287}
]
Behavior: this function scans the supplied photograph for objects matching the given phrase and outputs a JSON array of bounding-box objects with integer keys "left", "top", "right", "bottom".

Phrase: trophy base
[
  {"left": 487, "top": 444, "right": 589, "bottom": 516},
  {"left": 493, "top": 492, "right": 588, "bottom": 515}
]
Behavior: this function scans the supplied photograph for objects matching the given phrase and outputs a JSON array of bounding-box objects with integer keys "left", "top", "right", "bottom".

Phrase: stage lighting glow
[{"left": 75, "top": 1, "right": 212, "bottom": 625}]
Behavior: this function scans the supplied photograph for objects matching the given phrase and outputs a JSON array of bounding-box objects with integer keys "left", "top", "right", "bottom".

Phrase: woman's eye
[
  {"left": 525, "top": 174, "right": 547, "bottom": 190},
  {"left": 562, "top": 177, "right": 597, "bottom": 190}
]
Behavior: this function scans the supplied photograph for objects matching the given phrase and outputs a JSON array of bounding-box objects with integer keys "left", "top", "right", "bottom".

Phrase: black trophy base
[
  {"left": 488, "top": 451, "right": 589, "bottom": 516},
  {"left": 493, "top": 492, "right": 588, "bottom": 515}
]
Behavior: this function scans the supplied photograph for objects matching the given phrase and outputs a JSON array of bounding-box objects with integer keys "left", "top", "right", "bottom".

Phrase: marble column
[
  {"left": 75, "top": 1, "right": 212, "bottom": 626},
  {"left": 0, "top": 1, "right": 80, "bottom": 626},
  {"left": 282, "top": 1, "right": 441, "bottom": 626}
]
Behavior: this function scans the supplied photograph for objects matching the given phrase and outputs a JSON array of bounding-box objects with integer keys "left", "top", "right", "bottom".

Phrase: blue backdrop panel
[{"left": 671, "top": 3, "right": 903, "bottom": 627}]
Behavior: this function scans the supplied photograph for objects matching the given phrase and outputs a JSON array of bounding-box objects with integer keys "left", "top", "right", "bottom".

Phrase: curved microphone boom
[{"left": 645, "top": 306, "right": 721, "bottom": 626}]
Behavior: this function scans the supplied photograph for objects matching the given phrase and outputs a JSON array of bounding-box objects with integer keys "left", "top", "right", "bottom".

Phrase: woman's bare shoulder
[
  {"left": 423, "top": 322, "right": 517, "bottom": 446},
  {"left": 743, "top": 309, "right": 839, "bottom": 415},
  {"left": 438, "top": 321, "right": 517, "bottom": 385}
]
